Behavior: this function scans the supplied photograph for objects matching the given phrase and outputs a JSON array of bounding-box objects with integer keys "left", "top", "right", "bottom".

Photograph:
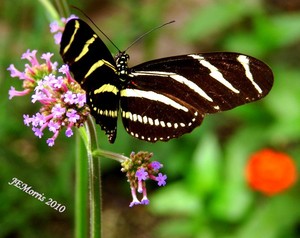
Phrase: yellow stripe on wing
[
  {"left": 74, "top": 34, "right": 97, "bottom": 62},
  {"left": 62, "top": 20, "right": 80, "bottom": 55}
]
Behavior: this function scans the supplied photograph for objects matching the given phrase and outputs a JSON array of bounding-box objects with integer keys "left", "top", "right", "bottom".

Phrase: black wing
[
  {"left": 60, "top": 18, "right": 120, "bottom": 143},
  {"left": 120, "top": 53, "right": 273, "bottom": 142}
]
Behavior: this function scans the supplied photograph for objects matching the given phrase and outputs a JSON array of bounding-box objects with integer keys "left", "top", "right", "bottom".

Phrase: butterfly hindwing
[{"left": 120, "top": 86, "right": 204, "bottom": 142}]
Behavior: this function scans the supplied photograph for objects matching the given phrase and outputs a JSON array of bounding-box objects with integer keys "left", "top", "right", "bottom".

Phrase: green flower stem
[
  {"left": 55, "top": 0, "right": 70, "bottom": 17},
  {"left": 75, "top": 132, "right": 88, "bottom": 238},
  {"left": 78, "top": 115, "right": 102, "bottom": 238},
  {"left": 85, "top": 115, "right": 102, "bottom": 238},
  {"left": 77, "top": 117, "right": 131, "bottom": 238},
  {"left": 93, "top": 149, "right": 129, "bottom": 163},
  {"left": 38, "top": 0, "right": 61, "bottom": 22}
]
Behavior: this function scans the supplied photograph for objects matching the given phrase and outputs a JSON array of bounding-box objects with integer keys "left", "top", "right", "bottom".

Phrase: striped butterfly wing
[
  {"left": 60, "top": 19, "right": 120, "bottom": 142},
  {"left": 120, "top": 53, "right": 273, "bottom": 142}
]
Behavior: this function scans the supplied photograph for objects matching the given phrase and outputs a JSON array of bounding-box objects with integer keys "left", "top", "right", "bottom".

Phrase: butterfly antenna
[
  {"left": 71, "top": 6, "right": 121, "bottom": 52},
  {"left": 124, "top": 20, "right": 175, "bottom": 52}
]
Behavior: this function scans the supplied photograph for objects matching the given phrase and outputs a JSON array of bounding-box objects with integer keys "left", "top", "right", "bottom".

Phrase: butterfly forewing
[
  {"left": 130, "top": 53, "right": 273, "bottom": 112},
  {"left": 60, "top": 18, "right": 274, "bottom": 143},
  {"left": 60, "top": 19, "right": 120, "bottom": 142}
]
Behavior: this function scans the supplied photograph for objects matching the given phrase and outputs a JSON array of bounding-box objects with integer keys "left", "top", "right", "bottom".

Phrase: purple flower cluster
[
  {"left": 7, "top": 49, "right": 90, "bottom": 146},
  {"left": 121, "top": 152, "right": 167, "bottom": 207}
]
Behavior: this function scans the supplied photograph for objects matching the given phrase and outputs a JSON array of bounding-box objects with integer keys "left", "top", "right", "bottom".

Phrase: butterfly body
[{"left": 60, "top": 18, "right": 273, "bottom": 143}]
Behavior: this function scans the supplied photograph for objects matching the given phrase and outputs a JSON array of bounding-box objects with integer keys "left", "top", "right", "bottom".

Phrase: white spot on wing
[
  {"left": 143, "top": 116, "right": 148, "bottom": 124},
  {"left": 154, "top": 119, "right": 159, "bottom": 126},
  {"left": 148, "top": 118, "right": 153, "bottom": 125},
  {"left": 137, "top": 115, "right": 142, "bottom": 123},
  {"left": 132, "top": 114, "right": 137, "bottom": 122}
]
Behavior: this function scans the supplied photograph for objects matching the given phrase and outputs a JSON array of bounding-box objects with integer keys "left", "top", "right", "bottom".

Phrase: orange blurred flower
[{"left": 245, "top": 149, "right": 297, "bottom": 195}]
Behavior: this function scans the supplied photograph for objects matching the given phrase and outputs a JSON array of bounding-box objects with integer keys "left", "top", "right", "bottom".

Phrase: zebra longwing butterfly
[{"left": 60, "top": 18, "right": 273, "bottom": 143}]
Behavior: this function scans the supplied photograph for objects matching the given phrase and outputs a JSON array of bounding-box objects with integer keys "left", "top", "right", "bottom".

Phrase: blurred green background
[{"left": 1, "top": 0, "right": 300, "bottom": 237}]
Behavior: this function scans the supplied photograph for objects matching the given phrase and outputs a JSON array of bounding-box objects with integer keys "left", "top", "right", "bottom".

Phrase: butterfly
[{"left": 60, "top": 18, "right": 273, "bottom": 143}]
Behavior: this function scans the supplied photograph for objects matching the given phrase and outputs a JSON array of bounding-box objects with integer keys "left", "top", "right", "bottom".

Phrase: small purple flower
[
  {"left": 30, "top": 113, "right": 44, "bottom": 127},
  {"left": 66, "top": 109, "right": 80, "bottom": 123},
  {"left": 41, "top": 53, "right": 56, "bottom": 72},
  {"left": 23, "top": 114, "right": 32, "bottom": 126},
  {"left": 47, "top": 131, "right": 59, "bottom": 147},
  {"left": 76, "top": 93, "right": 86, "bottom": 107},
  {"left": 59, "top": 64, "right": 69, "bottom": 74},
  {"left": 43, "top": 74, "right": 57, "bottom": 89},
  {"left": 49, "top": 21, "right": 60, "bottom": 33},
  {"left": 46, "top": 138, "right": 55, "bottom": 147},
  {"left": 65, "top": 127, "right": 73, "bottom": 137},
  {"left": 7, "top": 64, "right": 26, "bottom": 79},
  {"left": 30, "top": 115, "right": 38, "bottom": 127},
  {"left": 32, "top": 127, "right": 43, "bottom": 138},
  {"left": 52, "top": 76, "right": 64, "bottom": 89},
  {"left": 52, "top": 104, "right": 66, "bottom": 118},
  {"left": 64, "top": 91, "right": 76, "bottom": 104},
  {"left": 35, "top": 112, "right": 46, "bottom": 126},
  {"left": 34, "top": 79, "right": 46, "bottom": 91},
  {"left": 136, "top": 168, "right": 148, "bottom": 181},
  {"left": 156, "top": 173, "right": 167, "bottom": 186},
  {"left": 41, "top": 52, "right": 53, "bottom": 61},
  {"left": 21, "top": 49, "right": 39, "bottom": 66},
  {"left": 9, "top": 87, "right": 31, "bottom": 100},
  {"left": 141, "top": 197, "right": 150, "bottom": 205},
  {"left": 31, "top": 91, "right": 46, "bottom": 103},
  {"left": 59, "top": 65, "right": 72, "bottom": 82},
  {"left": 48, "top": 121, "right": 60, "bottom": 133},
  {"left": 151, "top": 161, "right": 162, "bottom": 170}
]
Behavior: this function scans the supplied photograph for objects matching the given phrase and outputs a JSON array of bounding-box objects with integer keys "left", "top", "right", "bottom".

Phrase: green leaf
[
  {"left": 235, "top": 195, "right": 300, "bottom": 238},
  {"left": 150, "top": 181, "right": 202, "bottom": 216},
  {"left": 186, "top": 133, "right": 221, "bottom": 196},
  {"left": 182, "top": 0, "right": 256, "bottom": 42}
]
